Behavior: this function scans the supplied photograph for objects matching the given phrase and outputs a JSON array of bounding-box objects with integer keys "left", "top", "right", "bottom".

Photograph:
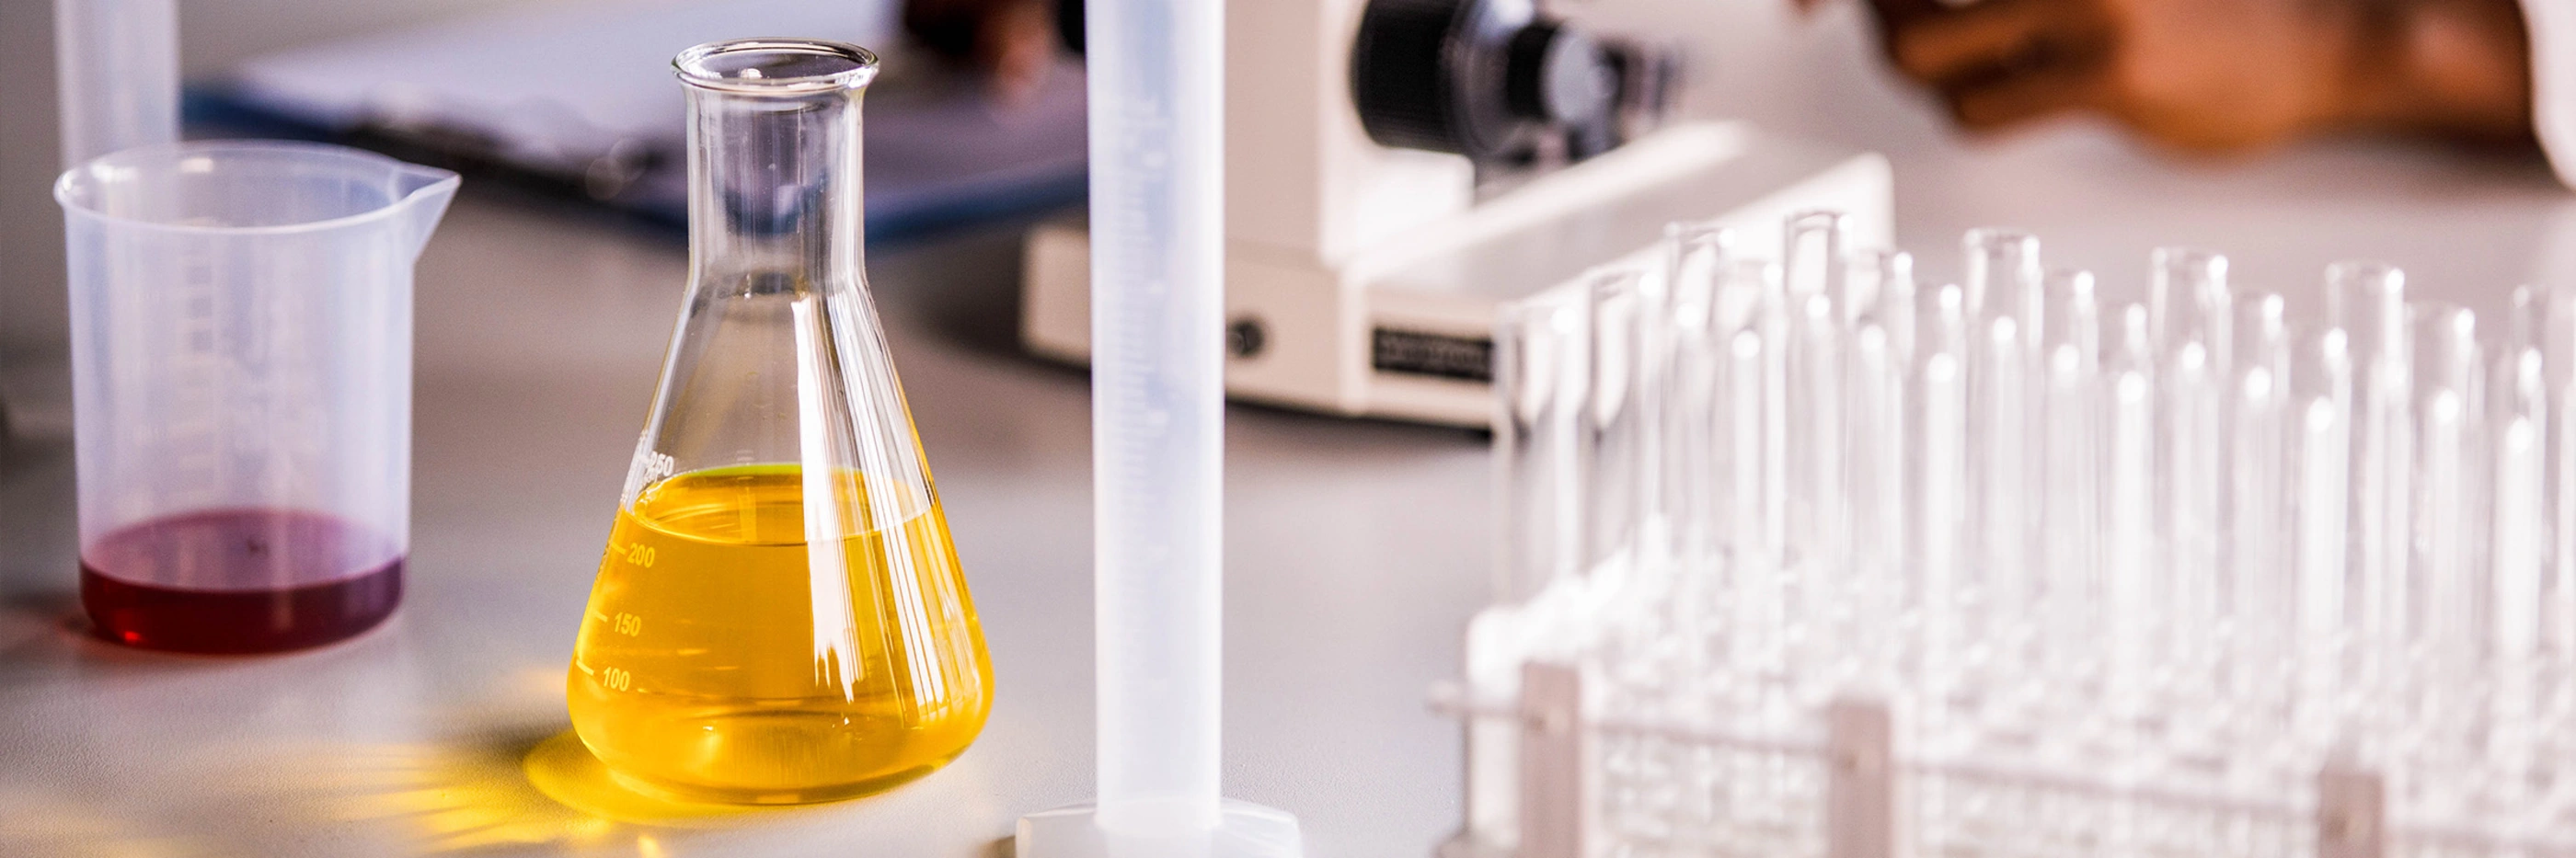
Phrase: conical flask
[{"left": 568, "top": 38, "right": 992, "bottom": 805}]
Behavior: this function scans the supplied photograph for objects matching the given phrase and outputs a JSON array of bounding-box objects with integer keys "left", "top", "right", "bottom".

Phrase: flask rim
[{"left": 674, "top": 38, "right": 880, "bottom": 96}]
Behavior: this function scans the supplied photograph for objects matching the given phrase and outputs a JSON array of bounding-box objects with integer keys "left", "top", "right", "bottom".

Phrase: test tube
[
  {"left": 2509, "top": 286, "right": 2542, "bottom": 361},
  {"left": 2550, "top": 285, "right": 2576, "bottom": 389},
  {"left": 1702, "top": 256, "right": 1760, "bottom": 565},
  {"left": 1847, "top": 323, "right": 1905, "bottom": 684},
  {"left": 2495, "top": 348, "right": 2547, "bottom": 632},
  {"left": 1915, "top": 283, "right": 1972, "bottom": 736},
  {"left": 2152, "top": 247, "right": 2234, "bottom": 376},
  {"left": 2549, "top": 286, "right": 2576, "bottom": 661},
  {"left": 1962, "top": 228, "right": 2041, "bottom": 331},
  {"left": 1727, "top": 327, "right": 1786, "bottom": 686},
  {"left": 1784, "top": 211, "right": 1847, "bottom": 302},
  {"left": 1748, "top": 261, "right": 1788, "bottom": 563},
  {"left": 1917, "top": 349, "right": 1968, "bottom": 710},
  {"left": 1662, "top": 223, "right": 1729, "bottom": 572},
  {"left": 1857, "top": 249, "right": 1918, "bottom": 363},
  {"left": 2418, "top": 304, "right": 2485, "bottom": 421},
  {"left": 1581, "top": 267, "right": 1650, "bottom": 579},
  {"left": 2039, "top": 271, "right": 2101, "bottom": 669},
  {"left": 1974, "top": 315, "right": 2030, "bottom": 630},
  {"left": 1842, "top": 248, "right": 1886, "bottom": 330},
  {"left": 1917, "top": 284, "right": 1970, "bottom": 603},
  {"left": 1736, "top": 258, "right": 1791, "bottom": 715},
  {"left": 2413, "top": 307, "right": 2484, "bottom": 680},
  {"left": 2328, "top": 261, "right": 2411, "bottom": 684},
  {"left": 2104, "top": 305, "right": 2158, "bottom": 782},
  {"left": 2154, "top": 250, "right": 2230, "bottom": 681},
  {"left": 2227, "top": 337, "right": 2288, "bottom": 738},
  {"left": 2292, "top": 330, "right": 2352, "bottom": 745},
  {"left": 1793, "top": 292, "right": 1846, "bottom": 563},
  {"left": 2241, "top": 295, "right": 2290, "bottom": 406},
  {"left": 2168, "top": 338, "right": 2222, "bottom": 655},
  {"left": 1633, "top": 253, "right": 1675, "bottom": 567},
  {"left": 2043, "top": 269, "right": 2099, "bottom": 371},
  {"left": 1726, "top": 326, "right": 1771, "bottom": 562},
  {"left": 1926, "top": 283, "right": 1969, "bottom": 367},
  {"left": 2040, "top": 276, "right": 2100, "bottom": 692},
  {"left": 2490, "top": 349, "right": 2547, "bottom": 795},
  {"left": 1495, "top": 292, "right": 1589, "bottom": 607},
  {"left": 2238, "top": 291, "right": 2294, "bottom": 692}
]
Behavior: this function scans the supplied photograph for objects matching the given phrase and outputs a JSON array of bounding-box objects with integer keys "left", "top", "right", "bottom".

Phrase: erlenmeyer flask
[{"left": 568, "top": 38, "right": 992, "bottom": 805}]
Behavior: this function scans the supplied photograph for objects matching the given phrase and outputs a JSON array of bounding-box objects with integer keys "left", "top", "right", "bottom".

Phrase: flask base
[
  {"left": 598, "top": 758, "right": 949, "bottom": 807},
  {"left": 1017, "top": 799, "right": 1304, "bottom": 858}
]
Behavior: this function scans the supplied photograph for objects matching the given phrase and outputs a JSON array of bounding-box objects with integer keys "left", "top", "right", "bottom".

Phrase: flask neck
[{"left": 684, "top": 85, "right": 866, "bottom": 293}]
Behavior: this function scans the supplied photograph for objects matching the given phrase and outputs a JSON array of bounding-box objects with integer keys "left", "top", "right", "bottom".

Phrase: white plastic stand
[{"left": 1014, "top": 0, "right": 1302, "bottom": 854}]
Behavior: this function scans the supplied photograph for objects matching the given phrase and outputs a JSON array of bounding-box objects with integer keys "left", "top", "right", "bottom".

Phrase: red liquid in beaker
[{"left": 79, "top": 508, "right": 403, "bottom": 654}]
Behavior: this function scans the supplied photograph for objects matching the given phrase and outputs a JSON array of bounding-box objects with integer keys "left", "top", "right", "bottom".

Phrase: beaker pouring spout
[{"left": 391, "top": 166, "right": 461, "bottom": 258}]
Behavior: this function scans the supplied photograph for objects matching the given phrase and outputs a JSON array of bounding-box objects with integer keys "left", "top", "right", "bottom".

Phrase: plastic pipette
[{"left": 1015, "top": 0, "right": 1302, "bottom": 854}]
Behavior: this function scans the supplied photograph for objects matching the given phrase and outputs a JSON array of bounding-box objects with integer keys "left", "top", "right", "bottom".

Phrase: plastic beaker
[{"left": 57, "top": 141, "right": 459, "bottom": 654}]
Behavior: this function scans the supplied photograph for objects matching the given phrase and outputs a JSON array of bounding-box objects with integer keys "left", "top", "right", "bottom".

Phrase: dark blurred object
[
  {"left": 904, "top": 0, "right": 1083, "bottom": 101},
  {"left": 1350, "top": 0, "right": 1679, "bottom": 187},
  {"left": 203, "top": 0, "right": 1088, "bottom": 243}
]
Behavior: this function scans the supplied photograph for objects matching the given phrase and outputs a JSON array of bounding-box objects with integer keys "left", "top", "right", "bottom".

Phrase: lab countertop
[
  {"left": 0, "top": 199, "right": 1493, "bottom": 857},
  {"left": 11, "top": 22, "right": 2576, "bottom": 851}
]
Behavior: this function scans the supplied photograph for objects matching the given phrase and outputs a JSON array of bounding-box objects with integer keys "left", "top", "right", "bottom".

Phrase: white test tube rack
[{"left": 1443, "top": 212, "right": 2576, "bottom": 858}]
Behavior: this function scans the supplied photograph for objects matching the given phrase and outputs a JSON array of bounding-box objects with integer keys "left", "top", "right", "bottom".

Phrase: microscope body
[{"left": 1021, "top": 0, "right": 1891, "bottom": 426}]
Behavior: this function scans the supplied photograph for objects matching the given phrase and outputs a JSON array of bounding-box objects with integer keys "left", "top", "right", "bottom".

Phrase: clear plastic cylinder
[
  {"left": 1082, "top": 0, "right": 1235, "bottom": 835},
  {"left": 1495, "top": 292, "right": 1588, "bottom": 607},
  {"left": 57, "top": 141, "right": 458, "bottom": 652},
  {"left": 52, "top": 0, "right": 178, "bottom": 168}
]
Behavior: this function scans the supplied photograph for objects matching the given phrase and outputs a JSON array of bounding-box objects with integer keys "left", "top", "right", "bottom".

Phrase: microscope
[{"left": 1020, "top": 0, "right": 1891, "bottom": 427}]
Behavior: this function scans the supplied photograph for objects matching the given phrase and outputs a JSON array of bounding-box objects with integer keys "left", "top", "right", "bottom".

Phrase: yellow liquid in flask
[{"left": 569, "top": 465, "right": 992, "bottom": 804}]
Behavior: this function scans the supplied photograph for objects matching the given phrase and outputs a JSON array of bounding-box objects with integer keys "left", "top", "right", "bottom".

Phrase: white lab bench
[
  {"left": 0, "top": 197, "right": 1494, "bottom": 857},
  {"left": 6, "top": 4, "right": 2576, "bottom": 854}
]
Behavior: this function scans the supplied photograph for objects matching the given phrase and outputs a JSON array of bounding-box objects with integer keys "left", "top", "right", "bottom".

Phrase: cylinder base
[{"left": 1018, "top": 799, "right": 1304, "bottom": 858}]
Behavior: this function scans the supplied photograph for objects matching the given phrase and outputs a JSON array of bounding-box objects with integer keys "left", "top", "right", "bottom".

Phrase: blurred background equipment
[
  {"left": 1446, "top": 210, "right": 2576, "bottom": 857},
  {"left": 198, "top": 0, "right": 1087, "bottom": 241},
  {"left": 1018, "top": 0, "right": 1891, "bottom": 427},
  {"left": 1349, "top": 0, "right": 1675, "bottom": 180}
]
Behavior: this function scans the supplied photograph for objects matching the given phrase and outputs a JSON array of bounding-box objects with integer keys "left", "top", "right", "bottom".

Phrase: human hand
[{"left": 1849, "top": 0, "right": 2535, "bottom": 153}]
